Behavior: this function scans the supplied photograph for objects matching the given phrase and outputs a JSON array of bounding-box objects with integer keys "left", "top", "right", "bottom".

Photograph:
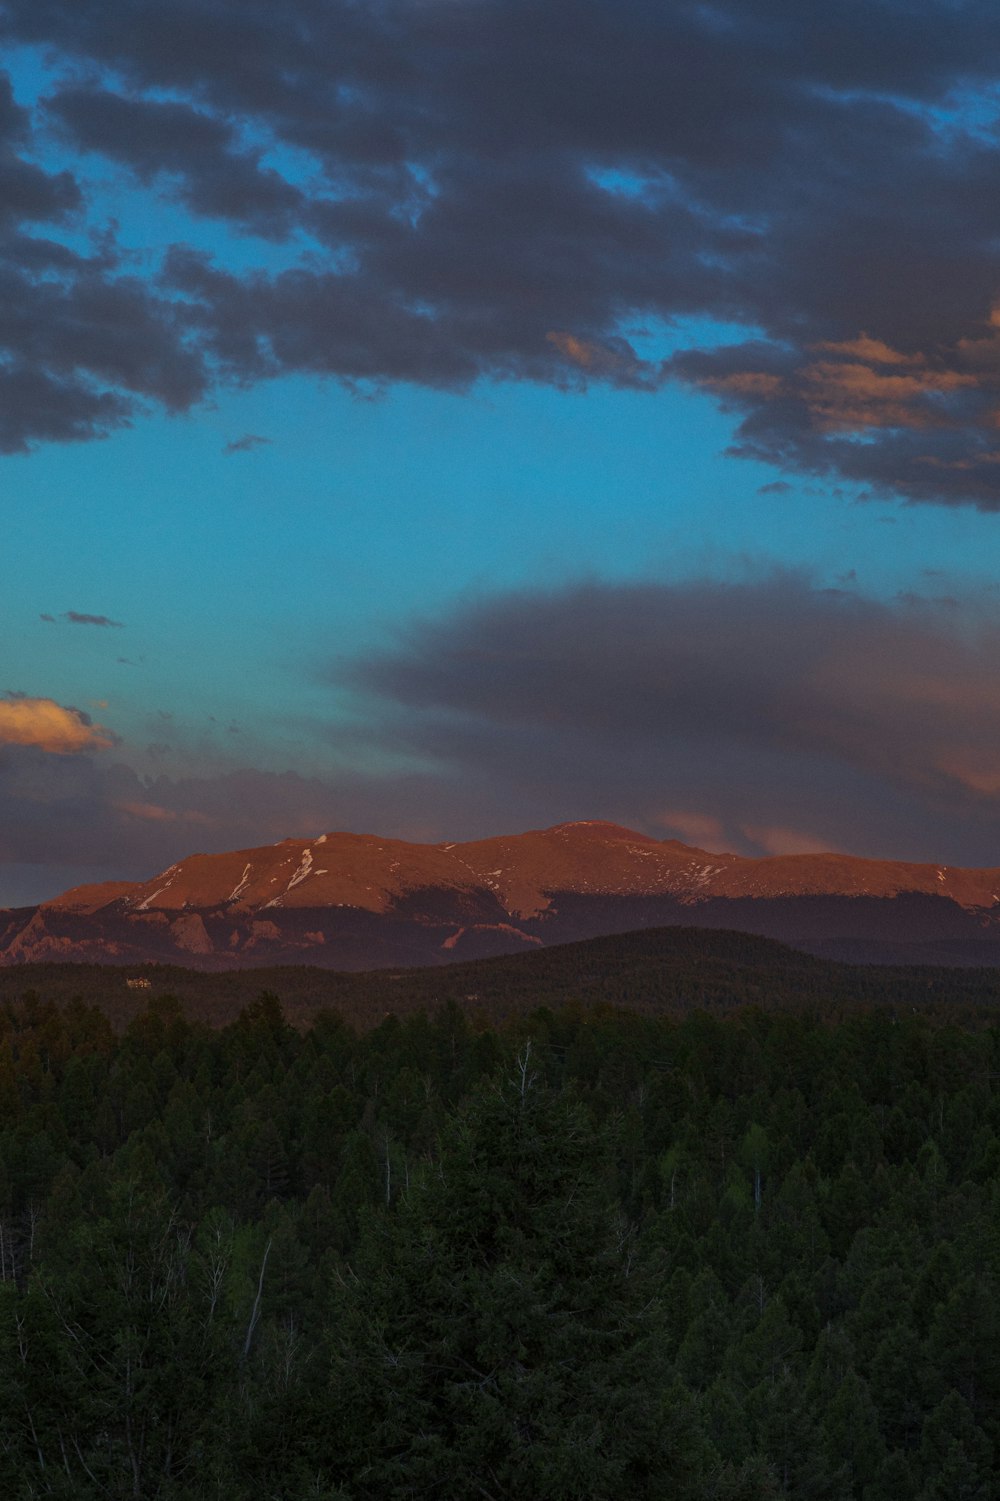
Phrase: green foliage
[
  {"left": 0, "top": 980, "right": 995, "bottom": 1495},
  {"left": 338, "top": 1062, "right": 703, "bottom": 1498}
]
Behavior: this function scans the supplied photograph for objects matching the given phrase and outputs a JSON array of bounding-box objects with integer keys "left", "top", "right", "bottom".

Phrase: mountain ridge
[{"left": 4, "top": 819, "right": 1000, "bottom": 969}]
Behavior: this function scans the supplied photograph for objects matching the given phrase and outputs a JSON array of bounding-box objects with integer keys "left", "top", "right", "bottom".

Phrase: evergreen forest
[{"left": 1, "top": 948, "right": 999, "bottom": 1497}]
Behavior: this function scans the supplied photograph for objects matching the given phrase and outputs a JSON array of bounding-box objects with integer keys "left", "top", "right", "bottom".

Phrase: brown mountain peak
[{"left": 16, "top": 821, "right": 1000, "bottom": 974}]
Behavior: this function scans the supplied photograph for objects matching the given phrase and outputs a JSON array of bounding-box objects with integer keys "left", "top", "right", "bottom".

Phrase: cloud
[
  {"left": 0, "top": 69, "right": 205, "bottom": 452},
  {"left": 47, "top": 86, "right": 304, "bottom": 240},
  {"left": 332, "top": 572, "right": 1000, "bottom": 864},
  {"left": 814, "top": 336, "right": 928, "bottom": 369},
  {"left": 62, "top": 611, "right": 124, "bottom": 627},
  {"left": 741, "top": 824, "right": 846, "bottom": 858},
  {"left": 114, "top": 799, "right": 215, "bottom": 824},
  {"left": 656, "top": 809, "right": 727, "bottom": 847},
  {"left": 41, "top": 609, "right": 125, "bottom": 627},
  {"left": 223, "top": 433, "right": 271, "bottom": 454},
  {"left": 0, "top": 695, "right": 116, "bottom": 753},
  {"left": 545, "top": 331, "right": 658, "bottom": 387},
  {"left": 10, "top": 570, "right": 1000, "bottom": 893},
  {"left": 0, "top": 744, "right": 507, "bottom": 893},
  {"left": 666, "top": 335, "right": 1000, "bottom": 506},
  {"left": 0, "top": 4, "right": 1000, "bottom": 499}
]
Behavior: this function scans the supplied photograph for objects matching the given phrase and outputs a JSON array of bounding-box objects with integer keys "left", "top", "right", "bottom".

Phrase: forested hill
[
  {"left": 3, "top": 923, "right": 1000, "bottom": 1031},
  {"left": 1, "top": 979, "right": 999, "bottom": 1495}
]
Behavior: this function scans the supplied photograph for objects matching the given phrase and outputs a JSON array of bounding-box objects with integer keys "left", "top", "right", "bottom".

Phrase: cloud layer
[
  {"left": 6, "top": 1, "right": 1000, "bottom": 501},
  {"left": 339, "top": 573, "right": 1000, "bottom": 864},
  {"left": 8, "top": 571, "right": 1000, "bottom": 897}
]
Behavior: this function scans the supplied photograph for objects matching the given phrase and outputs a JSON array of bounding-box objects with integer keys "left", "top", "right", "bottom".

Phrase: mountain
[{"left": 3, "top": 819, "right": 1000, "bottom": 970}]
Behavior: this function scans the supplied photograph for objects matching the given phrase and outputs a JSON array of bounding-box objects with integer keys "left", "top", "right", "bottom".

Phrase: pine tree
[
  {"left": 918, "top": 1391, "right": 993, "bottom": 1501},
  {"left": 328, "top": 1052, "right": 708, "bottom": 1499}
]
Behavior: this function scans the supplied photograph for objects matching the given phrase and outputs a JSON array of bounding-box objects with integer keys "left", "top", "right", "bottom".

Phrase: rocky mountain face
[{"left": 3, "top": 820, "right": 1000, "bottom": 969}]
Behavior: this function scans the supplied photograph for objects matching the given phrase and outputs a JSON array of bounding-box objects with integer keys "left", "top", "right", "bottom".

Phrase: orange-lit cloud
[
  {"left": 801, "top": 359, "right": 976, "bottom": 431},
  {"left": 915, "top": 453, "right": 1000, "bottom": 471},
  {"left": 546, "top": 330, "right": 653, "bottom": 384},
  {"left": 671, "top": 322, "right": 1000, "bottom": 502},
  {"left": 0, "top": 696, "right": 115, "bottom": 754},
  {"left": 116, "top": 800, "right": 177, "bottom": 822},
  {"left": 813, "top": 334, "right": 926, "bottom": 368},
  {"left": 742, "top": 824, "right": 844, "bottom": 857},
  {"left": 933, "top": 755, "right": 1000, "bottom": 797},
  {"left": 547, "top": 331, "right": 606, "bottom": 368},
  {"left": 115, "top": 800, "right": 215, "bottom": 825},
  {"left": 690, "top": 342, "right": 978, "bottom": 435},
  {"left": 701, "top": 371, "right": 784, "bottom": 399}
]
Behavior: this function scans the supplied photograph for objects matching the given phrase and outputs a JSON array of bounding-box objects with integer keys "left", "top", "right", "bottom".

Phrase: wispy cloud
[
  {"left": 41, "top": 611, "right": 125, "bottom": 627},
  {"left": 223, "top": 433, "right": 272, "bottom": 454},
  {"left": 114, "top": 800, "right": 215, "bottom": 825},
  {"left": 62, "top": 611, "right": 124, "bottom": 627}
]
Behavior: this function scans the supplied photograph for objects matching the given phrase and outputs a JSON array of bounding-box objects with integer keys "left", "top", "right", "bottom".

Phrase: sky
[{"left": 6, "top": 0, "right": 1000, "bottom": 903}]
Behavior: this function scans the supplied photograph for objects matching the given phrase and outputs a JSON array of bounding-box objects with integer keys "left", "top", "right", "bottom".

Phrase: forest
[
  {"left": 0, "top": 944, "right": 998, "bottom": 1497},
  {"left": 7, "top": 923, "right": 1000, "bottom": 1032}
]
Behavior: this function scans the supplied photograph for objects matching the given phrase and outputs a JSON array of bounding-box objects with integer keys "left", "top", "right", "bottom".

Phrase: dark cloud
[
  {"left": 0, "top": 744, "right": 516, "bottom": 900},
  {"left": 61, "top": 611, "right": 124, "bottom": 627},
  {"left": 0, "top": 73, "right": 78, "bottom": 226},
  {"left": 3, "top": 5, "right": 1000, "bottom": 496},
  {"left": 334, "top": 573, "right": 1000, "bottom": 864},
  {"left": 48, "top": 87, "right": 304, "bottom": 240},
  {"left": 42, "top": 610, "right": 124, "bottom": 626},
  {"left": 0, "top": 248, "right": 207, "bottom": 450},
  {"left": 0, "top": 68, "right": 209, "bottom": 452},
  {"left": 223, "top": 432, "right": 271, "bottom": 454},
  {"left": 0, "top": 362, "right": 131, "bottom": 450}
]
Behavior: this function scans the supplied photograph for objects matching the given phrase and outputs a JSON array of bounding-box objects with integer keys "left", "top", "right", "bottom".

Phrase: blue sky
[{"left": 5, "top": 0, "right": 1000, "bottom": 901}]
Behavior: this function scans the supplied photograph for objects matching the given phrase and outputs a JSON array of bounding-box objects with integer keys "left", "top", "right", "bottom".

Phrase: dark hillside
[{"left": 3, "top": 923, "right": 1000, "bottom": 1031}]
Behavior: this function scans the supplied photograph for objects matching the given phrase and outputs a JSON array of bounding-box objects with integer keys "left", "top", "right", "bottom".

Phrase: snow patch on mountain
[
  {"left": 136, "top": 867, "right": 178, "bottom": 912},
  {"left": 228, "top": 863, "right": 253, "bottom": 903}
]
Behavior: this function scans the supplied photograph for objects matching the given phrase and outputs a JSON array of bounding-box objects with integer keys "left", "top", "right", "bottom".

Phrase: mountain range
[{"left": 3, "top": 819, "right": 1000, "bottom": 969}]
